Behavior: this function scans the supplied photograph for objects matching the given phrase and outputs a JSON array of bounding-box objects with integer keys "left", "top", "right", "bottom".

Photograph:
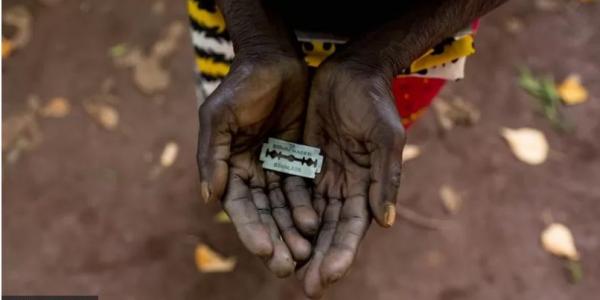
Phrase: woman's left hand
[{"left": 298, "top": 58, "right": 407, "bottom": 298}]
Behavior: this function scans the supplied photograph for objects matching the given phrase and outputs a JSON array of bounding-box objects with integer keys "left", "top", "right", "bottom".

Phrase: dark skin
[
  {"left": 197, "top": 0, "right": 322, "bottom": 276},
  {"left": 197, "top": 0, "right": 507, "bottom": 297}
]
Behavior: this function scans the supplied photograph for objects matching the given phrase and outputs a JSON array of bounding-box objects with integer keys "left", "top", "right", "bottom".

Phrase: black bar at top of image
[{"left": 3, "top": 297, "right": 98, "bottom": 300}]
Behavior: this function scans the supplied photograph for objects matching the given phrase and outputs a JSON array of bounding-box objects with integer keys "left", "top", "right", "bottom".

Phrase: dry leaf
[
  {"left": 151, "top": 22, "right": 185, "bottom": 59},
  {"left": 501, "top": 127, "right": 549, "bottom": 165},
  {"left": 85, "top": 102, "right": 119, "bottom": 130},
  {"left": 2, "top": 38, "right": 12, "bottom": 58},
  {"left": 41, "top": 97, "right": 70, "bottom": 118},
  {"left": 558, "top": 74, "right": 588, "bottom": 105},
  {"left": 151, "top": 0, "right": 165, "bottom": 15},
  {"left": 195, "top": 243, "right": 236, "bottom": 273},
  {"left": 133, "top": 58, "right": 170, "bottom": 94},
  {"left": 214, "top": 210, "right": 231, "bottom": 223},
  {"left": 567, "top": 260, "right": 584, "bottom": 283},
  {"left": 535, "top": 0, "right": 561, "bottom": 11},
  {"left": 402, "top": 144, "right": 421, "bottom": 162},
  {"left": 160, "top": 142, "right": 179, "bottom": 167},
  {"left": 541, "top": 223, "right": 579, "bottom": 261},
  {"left": 2, "top": 112, "right": 43, "bottom": 163},
  {"left": 109, "top": 43, "right": 128, "bottom": 58},
  {"left": 113, "top": 22, "right": 184, "bottom": 94},
  {"left": 39, "top": 0, "right": 64, "bottom": 6},
  {"left": 423, "top": 250, "right": 444, "bottom": 268},
  {"left": 4, "top": 6, "right": 32, "bottom": 49},
  {"left": 439, "top": 184, "right": 462, "bottom": 214},
  {"left": 433, "top": 98, "right": 480, "bottom": 131},
  {"left": 3, "top": 113, "right": 40, "bottom": 150},
  {"left": 505, "top": 17, "right": 523, "bottom": 34},
  {"left": 87, "top": 79, "right": 119, "bottom": 104}
]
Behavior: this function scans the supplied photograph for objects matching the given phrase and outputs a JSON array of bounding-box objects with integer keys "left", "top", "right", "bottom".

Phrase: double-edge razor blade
[{"left": 259, "top": 138, "right": 323, "bottom": 179}]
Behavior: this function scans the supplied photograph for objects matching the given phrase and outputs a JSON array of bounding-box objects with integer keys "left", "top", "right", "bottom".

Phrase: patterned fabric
[{"left": 188, "top": 0, "right": 478, "bottom": 128}]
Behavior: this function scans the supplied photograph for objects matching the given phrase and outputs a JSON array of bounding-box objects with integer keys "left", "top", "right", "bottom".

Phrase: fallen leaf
[
  {"left": 402, "top": 144, "right": 421, "bottom": 162},
  {"left": 39, "top": 0, "right": 64, "bottom": 6},
  {"left": 41, "top": 97, "right": 70, "bottom": 118},
  {"left": 4, "top": 6, "right": 32, "bottom": 49},
  {"left": 2, "top": 111, "right": 43, "bottom": 164},
  {"left": 2, "top": 38, "right": 12, "bottom": 58},
  {"left": 423, "top": 250, "right": 444, "bottom": 268},
  {"left": 151, "top": 22, "right": 185, "bottom": 59},
  {"left": 439, "top": 184, "right": 462, "bottom": 214},
  {"left": 558, "top": 74, "right": 588, "bottom": 105},
  {"left": 535, "top": 0, "right": 561, "bottom": 11},
  {"left": 133, "top": 58, "right": 170, "bottom": 94},
  {"left": 541, "top": 223, "right": 579, "bottom": 261},
  {"left": 195, "top": 243, "right": 236, "bottom": 273},
  {"left": 567, "top": 260, "right": 584, "bottom": 283},
  {"left": 214, "top": 210, "right": 231, "bottom": 223},
  {"left": 505, "top": 17, "right": 523, "bottom": 34},
  {"left": 160, "top": 141, "right": 179, "bottom": 167},
  {"left": 86, "top": 78, "right": 120, "bottom": 105},
  {"left": 113, "top": 22, "right": 184, "bottom": 94},
  {"left": 27, "top": 94, "right": 41, "bottom": 112},
  {"left": 113, "top": 47, "right": 143, "bottom": 67},
  {"left": 109, "top": 43, "right": 128, "bottom": 58},
  {"left": 84, "top": 102, "right": 119, "bottom": 130},
  {"left": 501, "top": 127, "right": 549, "bottom": 165},
  {"left": 151, "top": 0, "right": 165, "bottom": 15},
  {"left": 433, "top": 97, "right": 480, "bottom": 131}
]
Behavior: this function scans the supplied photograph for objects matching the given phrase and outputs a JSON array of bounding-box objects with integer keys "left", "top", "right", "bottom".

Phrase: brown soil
[{"left": 3, "top": 1, "right": 600, "bottom": 299}]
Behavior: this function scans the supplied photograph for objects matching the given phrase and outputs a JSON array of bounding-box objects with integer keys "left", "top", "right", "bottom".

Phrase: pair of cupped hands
[{"left": 197, "top": 46, "right": 406, "bottom": 298}]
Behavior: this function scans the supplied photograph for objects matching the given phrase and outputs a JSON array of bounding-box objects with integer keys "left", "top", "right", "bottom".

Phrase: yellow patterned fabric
[
  {"left": 188, "top": 0, "right": 226, "bottom": 33},
  {"left": 301, "top": 40, "right": 337, "bottom": 67},
  {"left": 409, "top": 35, "right": 475, "bottom": 73},
  {"left": 188, "top": 0, "right": 476, "bottom": 96}
]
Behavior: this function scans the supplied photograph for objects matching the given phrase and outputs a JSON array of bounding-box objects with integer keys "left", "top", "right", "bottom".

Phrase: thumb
[
  {"left": 197, "top": 91, "right": 234, "bottom": 203},
  {"left": 367, "top": 113, "right": 406, "bottom": 228}
]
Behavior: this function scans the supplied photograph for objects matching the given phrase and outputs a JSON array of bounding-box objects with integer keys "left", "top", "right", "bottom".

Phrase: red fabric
[
  {"left": 391, "top": 77, "right": 446, "bottom": 128},
  {"left": 390, "top": 19, "right": 479, "bottom": 129}
]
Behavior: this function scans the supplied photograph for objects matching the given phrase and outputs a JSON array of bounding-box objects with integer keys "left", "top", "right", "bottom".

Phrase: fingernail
[
  {"left": 200, "top": 182, "right": 211, "bottom": 203},
  {"left": 383, "top": 203, "right": 396, "bottom": 227}
]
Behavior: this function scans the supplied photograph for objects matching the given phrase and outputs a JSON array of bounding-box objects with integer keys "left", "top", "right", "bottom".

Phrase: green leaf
[
  {"left": 109, "top": 43, "right": 127, "bottom": 58},
  {"left": 517, "top": 67, "right": 571, "bottom": 131},
  {"left": 567, "top": 260, "right": 583, "bottom": 284}
]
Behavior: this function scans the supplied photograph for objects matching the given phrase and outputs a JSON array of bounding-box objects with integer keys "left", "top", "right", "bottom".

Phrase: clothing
[{"left": 188, "top": 0, "right": 478, "bottom": 128}]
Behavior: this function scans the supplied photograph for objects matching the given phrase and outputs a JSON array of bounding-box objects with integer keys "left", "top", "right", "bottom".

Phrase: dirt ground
[{"left": 2, "top": 0, "right": 600, "bottom": 299}]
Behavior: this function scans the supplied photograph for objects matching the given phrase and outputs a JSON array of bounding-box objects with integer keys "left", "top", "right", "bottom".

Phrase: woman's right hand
[{"left": 197, "top": 54, "right": 319, "bottom": 277}]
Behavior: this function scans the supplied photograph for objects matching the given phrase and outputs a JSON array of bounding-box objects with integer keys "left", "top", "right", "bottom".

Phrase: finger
[
  {"left": 197, "top": 91, "right": 233, "bottom": 203},
  {"left": 267, "top": 176, "right": 312, "bottom": 261},
  {"left": 303, "top": 84, "right": 326, "bottom": 148},
  {"left": 303, "top": 198, "right": 342, "bottom": 299},
  {"left": 283, "top": 176, "right": 319, "bottom": 236},
  {"left": 320, "top": 194, "right": 370, "bottom": 284},
  {"left": 222, "top": 175, "right": 273, "bottom": 258},
  {"left": 368, "top": 116, "right": 406, "bottom": 228},
  {"left": 295, "top": 257, "right": 310, "bottom": 281},
  {"left": 313, "top": 193, "right": 327, "bottom": 223},
  {"left": 251, "top": 187, "right": 295, "bottom": 278}
]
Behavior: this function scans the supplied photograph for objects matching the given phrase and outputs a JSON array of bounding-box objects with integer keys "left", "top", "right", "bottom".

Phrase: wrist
[
  {"left": 235, "top": 40, "right": 299, "bottom": 62},
  {"left": 322, "top": 55, "right": 392, "bottom": 86},
  {"left": 217, "top": 0, "right": 301, "bottom": 61}
]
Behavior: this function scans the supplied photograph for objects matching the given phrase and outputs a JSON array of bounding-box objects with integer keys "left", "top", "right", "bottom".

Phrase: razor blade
[{"left": 259, "top": 138, "right": 323, "bottom": 179}]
